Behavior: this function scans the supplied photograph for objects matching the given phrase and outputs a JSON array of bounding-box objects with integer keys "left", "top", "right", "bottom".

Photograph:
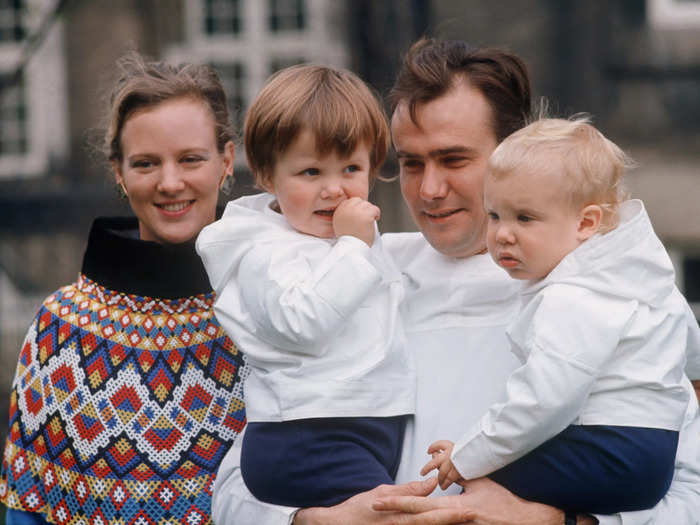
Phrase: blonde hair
[
  {"left": 488, "top": 116, "right": 633, "bottom": 233},
  {"left": 244, "top": 64, "right": 390, "bottom": 188}
]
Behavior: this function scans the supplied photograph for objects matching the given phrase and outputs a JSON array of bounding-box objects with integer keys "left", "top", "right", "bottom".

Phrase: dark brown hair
[
  {"left": 104, "top": 52, "right": 234, "bottom": 163},
  {"left": 389, "top": 38, "right": 532, "bottom": 142},
  {"left": 244, "top": 64, "right": 390, "bottom": 188}
]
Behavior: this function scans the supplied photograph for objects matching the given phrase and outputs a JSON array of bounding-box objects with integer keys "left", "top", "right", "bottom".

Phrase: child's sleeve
[
  {"left": 450, "top": 285, "right": 639, "bottom": 480},
  {"left": 217, "top": 235, "right": 382, "bottom": 357}
]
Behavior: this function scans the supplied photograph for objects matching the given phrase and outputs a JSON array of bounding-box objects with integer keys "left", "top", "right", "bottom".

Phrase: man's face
[{"left": 391, "top": 82, "right": 498, "bottom": 258}]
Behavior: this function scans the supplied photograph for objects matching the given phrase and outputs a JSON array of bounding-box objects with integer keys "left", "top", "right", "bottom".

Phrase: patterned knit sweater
[{"left": 0, "top": 217, "right": 249, "bottom": 524}]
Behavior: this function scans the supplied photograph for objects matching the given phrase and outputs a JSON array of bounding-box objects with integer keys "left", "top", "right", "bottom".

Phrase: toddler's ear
[
  {"left": 259, "top": 175, "right": 275, "bottom": 194},
  {"left": 577, "top": 204, "right": 603, "bottom": 241}
]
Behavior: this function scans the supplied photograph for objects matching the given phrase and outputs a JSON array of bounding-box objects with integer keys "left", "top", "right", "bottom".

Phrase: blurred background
[{"left": 0, "top": 0, "right": 699, "bottom": 500}]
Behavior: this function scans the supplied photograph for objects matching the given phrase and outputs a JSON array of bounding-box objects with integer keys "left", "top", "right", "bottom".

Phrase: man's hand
[
  {"left": 421, "top": 440, "right": 464, "bottom": 490},
  {"left": 333, "top": 197, "right": 380, "bottom": 246},
  {"left": 293, "top": 477, "right": 474, "bottom": 525},
  {"left": 374, "top": 477, "right": 568, "bottom": 525}
]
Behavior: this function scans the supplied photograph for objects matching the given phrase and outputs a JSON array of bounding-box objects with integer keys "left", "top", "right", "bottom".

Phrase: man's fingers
[
  {"left": 374, "top": 477, "right": 438, "bottom": 498},
  {"left": 373, "top": 496, "right": 476, "bottom": 524},
  {"left": 391, "top": 508, "right": 476, "bottom": 525}
]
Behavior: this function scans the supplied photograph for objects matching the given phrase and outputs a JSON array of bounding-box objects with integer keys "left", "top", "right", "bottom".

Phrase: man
[{"left": 212, "top": 39, "right": 700, "bottom": 525}]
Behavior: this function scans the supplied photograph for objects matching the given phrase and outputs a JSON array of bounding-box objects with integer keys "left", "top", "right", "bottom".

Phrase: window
[
  {"left": 0, "top": 72, "right": 28, "bottom": 155},
  {"left": 0, "top": 0, "right": 23, "bottom": 43},
  {"left": 268, "top": 0, "right": 305, "bottom": 32},
  {"left": 204, "top": 0, "right": 242, "bottom": 35},
  {"left": 0, "top": 0, "right": 67, "bottom": 178}
]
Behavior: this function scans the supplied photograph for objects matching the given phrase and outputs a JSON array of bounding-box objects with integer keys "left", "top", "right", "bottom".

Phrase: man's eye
[
  {"left": 400, "top": 160, "right": 422, "bottom": 171},
  {"left": 182, "top": 155, "right": 204, "bottom": 164},
  {"left": 443, "top": 156, "right": 467, "bottom": 166}
]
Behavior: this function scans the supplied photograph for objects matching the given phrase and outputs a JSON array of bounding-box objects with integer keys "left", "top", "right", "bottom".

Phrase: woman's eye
[
  {"left": 131, "top": 159, "right": 154, "bottom": 169},
  {"left": 182, "top": 155, "right": 204, "bottom": 164}
]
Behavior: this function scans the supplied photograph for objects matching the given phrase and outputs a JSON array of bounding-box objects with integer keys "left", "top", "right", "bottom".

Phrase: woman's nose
[{"left": 157, "top": 163, "right": 186, "bottom": 193}]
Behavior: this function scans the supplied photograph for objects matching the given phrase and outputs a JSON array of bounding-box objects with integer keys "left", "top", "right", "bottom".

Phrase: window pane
[
  {"left": 268, "top": 0, "right": 306, "bottom": 32},
  {"left": 0, "top": 0, "right": 24, "bottom": 43},
  {"left": 0, "top": 71, "right": 28, "bottom": 155},
  {"left": 204, "top": 0, "right": 242, "bottom": 36}
]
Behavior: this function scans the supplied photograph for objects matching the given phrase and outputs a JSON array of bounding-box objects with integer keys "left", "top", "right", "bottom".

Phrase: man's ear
[{"left": 577, "top": 204, "right": 602, "bottom": 241}]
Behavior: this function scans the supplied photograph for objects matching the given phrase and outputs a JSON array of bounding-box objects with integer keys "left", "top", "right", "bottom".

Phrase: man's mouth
[
  {"left": 423, "top": 209, "right": 463, "bottom": 220},
  {"left": 156, "top": 200, "right": 194, "bottom": 213}
]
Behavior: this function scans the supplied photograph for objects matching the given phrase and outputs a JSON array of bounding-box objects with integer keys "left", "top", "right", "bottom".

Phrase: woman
[{"left": 0, "top": 53, "right": 248, "bottom": 524}]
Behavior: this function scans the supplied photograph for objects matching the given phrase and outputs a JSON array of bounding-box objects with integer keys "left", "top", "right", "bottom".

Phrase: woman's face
[{"left": 114, "top": 96, "right": 234, "bottom": 245}]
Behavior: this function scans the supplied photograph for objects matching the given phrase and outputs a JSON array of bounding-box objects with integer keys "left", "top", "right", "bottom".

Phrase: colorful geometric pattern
[{"left": 1, "top": 275, "right": 248, "bottom": 524}]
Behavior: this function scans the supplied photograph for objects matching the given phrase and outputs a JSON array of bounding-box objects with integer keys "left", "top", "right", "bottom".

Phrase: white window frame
[
  {"left": 648, "top": 0, "right": 700, "bottom": 28},
  {"left": 0, "top": 0, "right": 67, "bottom": 179}
]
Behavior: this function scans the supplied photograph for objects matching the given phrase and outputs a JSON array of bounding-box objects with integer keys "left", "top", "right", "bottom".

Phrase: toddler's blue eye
[
  {"left": 517, "top": 215, "right": 532, "bottom": 222},
  {"left": 301, "top": 168, "right": 319, "bottom": 176}
]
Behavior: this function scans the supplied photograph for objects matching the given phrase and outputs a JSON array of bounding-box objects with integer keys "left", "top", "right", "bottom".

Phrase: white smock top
[
  {"left": 209, "top": 227, "right": 700, "bottom": 525},
  {"left": 451, "top": 200, "right": 692, "bottom": 479},
  {"left": 196, "top": 192, "right": 414, "bottom": 422}
]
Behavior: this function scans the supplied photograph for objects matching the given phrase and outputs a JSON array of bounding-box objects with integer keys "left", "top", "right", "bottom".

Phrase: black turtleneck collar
[{"left": 80, "top": 217, "right": 213, "bottom": 299}]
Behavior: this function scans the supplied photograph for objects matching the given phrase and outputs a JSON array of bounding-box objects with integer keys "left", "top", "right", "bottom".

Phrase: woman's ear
[
  {"left": 112, "top": 160, "right": 128, "bottom": 197},
  {"left": 577, "top": 204, "right": 602, "bottom": 241},
  {"left": 220, "top": 141, "right": 235, "bottom": 189}
]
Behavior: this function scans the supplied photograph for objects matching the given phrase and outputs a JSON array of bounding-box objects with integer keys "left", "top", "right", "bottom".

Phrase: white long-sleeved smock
[
  {"left": 451, "top": 200, "right": 692, "bottom": 480},
  {"left": 210, "top": 227, "right": 700, "bottom": 525},
  {"left": 196, "top": 192, "right": 414, "bottom": 422}
]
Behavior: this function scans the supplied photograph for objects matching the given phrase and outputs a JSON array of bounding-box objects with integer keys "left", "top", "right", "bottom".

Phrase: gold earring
[
  {"left": 119, "top": 181, "right": 129, "bottom": 198},
  {"left": 219, "top": 172, "right": 232, "bottom": 190}
]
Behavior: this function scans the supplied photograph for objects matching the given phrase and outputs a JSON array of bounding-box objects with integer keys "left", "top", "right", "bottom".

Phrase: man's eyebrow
[
  {"left": 431, "top": 146, "right": 475, "bottom": 157},
  {"left": 395, "top": 146, "right": 476, "bottom": 159}
]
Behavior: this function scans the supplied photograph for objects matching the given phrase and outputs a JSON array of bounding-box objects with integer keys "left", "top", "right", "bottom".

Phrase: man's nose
[{"left": 419, "top": 163, "right": 448, "bottom": 200}]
